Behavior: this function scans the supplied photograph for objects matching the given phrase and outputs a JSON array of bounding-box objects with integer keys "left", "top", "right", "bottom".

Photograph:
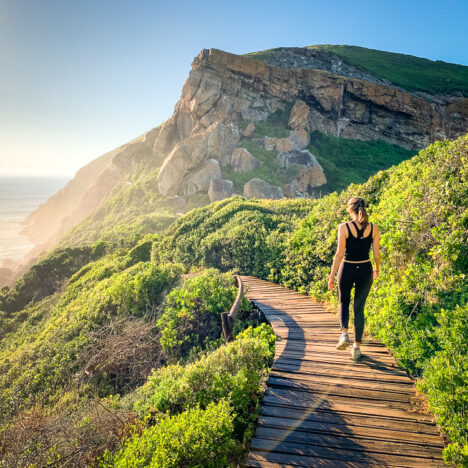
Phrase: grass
[
  {"left": 221, "top": 140, "right": 297, "bottom": 191},
  {"left": 243, "top": 45, "right": 468, "bottom": 96},
  {"left": 307, "top": 131, "right": 417, "bottom": 195}
]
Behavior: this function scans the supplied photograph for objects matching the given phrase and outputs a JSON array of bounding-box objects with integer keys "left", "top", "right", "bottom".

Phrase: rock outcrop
[
  {"left": 176, "top": 48, "right": 467, "bottom": 150},
  {"left": 156, "top": 121, "right": 239, "bottom": 195},
  {"left": 244, "top": 178, "right": 284, "bottom": 199},
  {"left": 181, "top": 159, "right": 221, "bottom": 196},
  {"left": 276, "top": 149, "right": 327, "bottom": 191},
  {"left": 208, "top": 177, "right": 234, "bottom": 202},
  {"left": 230, "top": 148, "right": 262, "bottom": 172}
]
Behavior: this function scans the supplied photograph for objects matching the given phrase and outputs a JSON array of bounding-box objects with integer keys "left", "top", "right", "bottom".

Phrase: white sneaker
[
  {"left": 351, "top": 346, "right": 362, "bottom": 360},
  {"left": 336, "top": 333, "right": 350, "bottom": 350}
]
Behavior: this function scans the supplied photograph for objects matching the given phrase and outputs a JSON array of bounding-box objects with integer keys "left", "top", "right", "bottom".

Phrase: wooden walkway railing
[{"left": 239, "top": 275, "right": 448, "bottom": 468}]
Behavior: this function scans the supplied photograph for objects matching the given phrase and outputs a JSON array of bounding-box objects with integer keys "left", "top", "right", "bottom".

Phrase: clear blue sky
[{"left": 1, "top": 0, "right": 467, "bottom": 176}]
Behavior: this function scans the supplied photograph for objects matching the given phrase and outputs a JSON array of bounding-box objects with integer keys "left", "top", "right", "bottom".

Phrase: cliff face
[{"left": 156, "top": 48, "right": 468, "bottom": 154}]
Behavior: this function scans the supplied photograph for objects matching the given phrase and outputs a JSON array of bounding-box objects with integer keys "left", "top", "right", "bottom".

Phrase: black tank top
[{"left": 344, "top": 221, "right": 373, "bottom": 261}]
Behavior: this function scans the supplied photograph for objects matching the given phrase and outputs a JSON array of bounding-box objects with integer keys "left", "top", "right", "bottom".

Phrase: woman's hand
[
  {"left": 373, "top": 269, "right": 379, "bottom": 280},
  {"left": 328, "top": 275, "right": 335, "bottom": 291}
]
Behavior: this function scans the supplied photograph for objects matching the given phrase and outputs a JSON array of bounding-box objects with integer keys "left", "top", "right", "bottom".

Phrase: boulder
[
  {"left": 243, "top": 122, "right": 255, "bottom": 137},
  {"left": 244, "top": 178, "right": 284, "bottom": 200},
  {"left": 200, "top": 94, "right": 234, "bottom": 127},
  {"left": 157, "top": 122, "right": 239, "bottom": 195},
  {"left": 264, "top": 136, "right": 278, "bottom": 150},
  {"left": 251, "top": 137, "right": 266, "bottom": 147},
  {"left": 189, "top": 71, "right": 222, "bottom": 119},
  {"left": 181, "top": 159, "right": 221, "bottom": 196},
  {"left": 241, "top": 107, "right": 269, "bottom": 121},
  {"left": 208, "top": 177, "right": 234, "bottom": 202},
  {"left": 289, "top": 99, "right": 311, "bottom": 130},
  {"left": 230, "top": 148, "right": 262, "bottom": 172},
  {"left": 282, "top": 183, "right": 305, "bottom": 198},
  {"left": 275, "top": 138, "right": 294, "bottom": 152},
  {"left": 153, "top": 114, "right": 180, "bottom": 156},
  {"left": 176, "top": 111, "right": 194, "bottom": 140},
  {"left": 289, "top": 129, "right": 310, "bottom": 149},
  {"left": 205, "top": 121, "right": 240, "bottom": 165},
  {"left": 276, "top": 149, "right": 327, "bottom": 192}
]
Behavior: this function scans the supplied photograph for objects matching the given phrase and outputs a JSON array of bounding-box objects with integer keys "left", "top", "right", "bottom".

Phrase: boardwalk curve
[{"left": 240, "top": 275, "right": 447, "bottom": 467}]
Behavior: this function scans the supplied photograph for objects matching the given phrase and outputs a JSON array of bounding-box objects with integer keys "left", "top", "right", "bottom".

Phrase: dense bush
[
  {"left": 157, "top": 268, "right": 252, "bottom": 360},
  {"left": 102, "top": 324, "right": 276, "bottom": 467},
  {"left": 100, "top": 399, "right": 235, "bottom": 468},
  {"left": 0, "top": 240, "right": 110, "bottom": 314},
  {"left": 0, "top": 256, "right": 184, "bottom": 424},
  {"left": 152, "top": 196, "right": 313, "bottom": 278}
]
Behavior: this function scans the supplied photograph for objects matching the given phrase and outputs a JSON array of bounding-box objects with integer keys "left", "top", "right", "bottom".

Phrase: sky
[{"left": 0, "top": 0, "right": 467, "bottom": 177}]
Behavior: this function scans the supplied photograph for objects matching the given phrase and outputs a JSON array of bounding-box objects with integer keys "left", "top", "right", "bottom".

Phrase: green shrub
[
  {"left": 100, "top": 399, "right": 235, "bottom": 468},
  {"left": 157, "top": 269, "right": 252, "bottom": 359}
]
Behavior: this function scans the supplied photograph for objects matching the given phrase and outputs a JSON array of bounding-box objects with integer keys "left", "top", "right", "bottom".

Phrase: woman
[{"left": 328, "top": 197, "right": 381, "bottom": 360}]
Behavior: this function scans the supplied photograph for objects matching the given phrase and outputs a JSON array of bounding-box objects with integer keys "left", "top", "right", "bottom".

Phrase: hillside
[
  {"left": 245, "top": 44, "right": 468, "bottom": 96},
  {"left": 6, "top": 45, "right": 466, "bottom": 288},
  {"left": 1, "top": 133, "right": 466, "bottom": 465}
]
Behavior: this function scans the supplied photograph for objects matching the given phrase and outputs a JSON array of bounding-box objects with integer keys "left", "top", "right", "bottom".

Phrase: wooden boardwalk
[{"left": 240, "top": 275, "right": 447, "bottom": 468}]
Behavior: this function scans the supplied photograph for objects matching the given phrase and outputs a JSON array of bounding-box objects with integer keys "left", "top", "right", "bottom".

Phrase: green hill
[
  {"left": 244, "top": 44, "right": 468, "bottom": 96},
  {"left": 308, "top": 45, "right": 468, "bottom": 96}
]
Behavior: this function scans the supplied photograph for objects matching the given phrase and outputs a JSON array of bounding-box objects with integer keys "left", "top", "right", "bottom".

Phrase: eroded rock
[
  {"left": 230, "top": 148, "right": 262, "bottom": 172},
  {"left": 289, "top": 99, "right": 311, "bottom": 130},
  {"left": 276, "top": 149, "right": 326, "bottom": 191},
  {"left": 208, "top": 177, "right": 234, "bottom": 202},
  {"left": 182, "top": 159, "right": 221, "bottom": 195},
  {"left": 157, "top": 121, "right": 239, "bottom": 195},
  {"left": 282, "top": 183, "right": 305, "bottom": 198},
  {"left": 244, "top": 178, "right": 284, "bottom": 199},
  {"left": 243, "top": 122, "right": 255, "bottom": 137}
]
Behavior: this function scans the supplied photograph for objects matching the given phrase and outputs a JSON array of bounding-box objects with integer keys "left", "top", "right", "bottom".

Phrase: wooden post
[
  {"left": 221, "top": 275, "right": 243, "bottom": 342},
  {"left": 221, "top": 311, "right": 234, "bottom": 342}
]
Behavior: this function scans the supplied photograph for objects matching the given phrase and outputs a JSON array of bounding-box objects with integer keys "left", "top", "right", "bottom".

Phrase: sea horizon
[{"left": 0, "top": 174, "right": 71, "bottom": 268}]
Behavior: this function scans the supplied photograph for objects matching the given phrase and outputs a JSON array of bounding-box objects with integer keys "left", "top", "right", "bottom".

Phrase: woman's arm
[
  {"left": 372, "top": 223, "right": 381, "bottom": 279},
  {"left": 328, "top": 224, "right": 346, "bottom": 291}
]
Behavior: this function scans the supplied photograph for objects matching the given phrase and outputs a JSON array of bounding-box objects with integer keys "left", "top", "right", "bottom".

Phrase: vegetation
[
  {"left": 308, "top": 130, "right": 416, "bottom": 194},
  {"left": 307, "top": 45, "right": 468, "bottom": 96},
  {"left": 100, "top": 324, "right": 275, "bottom": 467},
  {"left": 0, "top": 241, "right": 270, "bottom": 466},
  {"left": 244, "top": 44, "right": 468, "bottom": 96},
  {"left": 1, "top": 117, "right": 466, "bottom": 463}
]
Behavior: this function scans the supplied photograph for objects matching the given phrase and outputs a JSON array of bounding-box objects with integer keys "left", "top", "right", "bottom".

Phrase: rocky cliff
[{"left": 153, "top": 47, "right": 467, "bottom": 199}]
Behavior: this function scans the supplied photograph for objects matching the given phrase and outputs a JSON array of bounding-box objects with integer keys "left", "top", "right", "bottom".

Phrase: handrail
[{"left": 221, "top": 274, "right": 244, "bottom": 342}]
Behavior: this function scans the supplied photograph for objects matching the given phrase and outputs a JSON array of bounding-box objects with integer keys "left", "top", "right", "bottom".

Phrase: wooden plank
[
  {"left": 268, "top": 369, "right": 415, "bottom": 392},
  {"left": 263, "top": 388, "right": 432, "bottom": 421},
  {"left": 266, "top": 376, "right": 415, "bottom": 403},
  {"left": 254, "top": 427, "right": 442, "bottom": 458},
  {"left": 255, "top": 415, "right": 444, "bottom": 446},
  {"left": 260, "top": 404, "right": 441, "bottom": 436},
  {"left": 247, "top": 441, "right": 446, "bottom": 467}
]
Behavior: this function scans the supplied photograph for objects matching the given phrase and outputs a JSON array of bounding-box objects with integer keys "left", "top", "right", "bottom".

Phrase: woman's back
[{"left": 343, "top": 221, "right": 373, "bottom": 261}]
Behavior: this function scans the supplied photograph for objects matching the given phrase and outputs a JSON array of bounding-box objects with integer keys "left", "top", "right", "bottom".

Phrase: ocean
[{"left": 0, "top": 175, "right": 70, "bottom": 267}]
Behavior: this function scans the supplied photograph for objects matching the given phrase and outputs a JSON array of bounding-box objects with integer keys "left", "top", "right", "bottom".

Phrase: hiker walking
[{"left": 328, "top": 197, "right": 381, "bottom": 360}]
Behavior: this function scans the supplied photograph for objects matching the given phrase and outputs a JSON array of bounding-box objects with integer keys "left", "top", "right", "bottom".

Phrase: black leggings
[{"left": 337, "top": 261, "right": 373, "bottom": 343}]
